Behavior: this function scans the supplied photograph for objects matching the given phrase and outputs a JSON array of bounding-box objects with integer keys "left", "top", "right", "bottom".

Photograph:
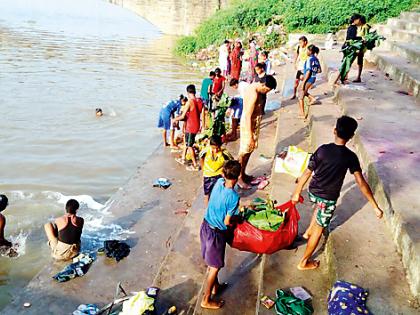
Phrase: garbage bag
[
  {"left": 230, "top": 199, "right": 302, "bottom": 254},
  {"left": 275, "top": 290, "right": 313, "bottom": 315}
]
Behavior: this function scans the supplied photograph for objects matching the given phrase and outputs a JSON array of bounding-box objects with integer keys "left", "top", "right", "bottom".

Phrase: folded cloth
[
  {"left": 53, "top": 253, "right": 95, "bottom": 283},
  {"left": 73, "top": 304, "right": 99, "bottom": 315},
  {"left": 100, "top": 240, "right": 130, "bottom": 262},
  {"left": 153, "top": 177, "right": 172, "bottom": 189},
  {"left": 328, "top": 281, "right": 372, "bottom": 315}
]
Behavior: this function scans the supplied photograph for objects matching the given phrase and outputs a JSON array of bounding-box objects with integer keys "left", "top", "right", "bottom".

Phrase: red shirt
[
  {"left": 212, "top": 76, "right": 226, "bottom": 94},
  {"left": 185, "top": 98, "right": 203, "bottom": 134}
]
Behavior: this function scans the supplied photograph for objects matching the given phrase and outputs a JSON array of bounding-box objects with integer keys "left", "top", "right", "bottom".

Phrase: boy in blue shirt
[
  {"left": 200, "top": 160, "right": 241, "bottom": 309},
  {"left": 157, "top": 95, "right": 187, "bottom": 148},
  {"left": 298, "top": 45, "right": 321, "bottom": 118}
]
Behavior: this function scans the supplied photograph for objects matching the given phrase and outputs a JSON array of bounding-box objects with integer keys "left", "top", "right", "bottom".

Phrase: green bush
[{"left": 175, "top": 0, "right": 419, "bottom": 55}]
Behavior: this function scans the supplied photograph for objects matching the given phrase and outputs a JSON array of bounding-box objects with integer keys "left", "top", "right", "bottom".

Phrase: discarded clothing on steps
[
  {"left": 119, "top": 291, "right": 156, "bottom": 315},
  {"left": 98, "top": 240, "right": 130, "bottom": 262},
  {"left": 153, "top": 177, "right": 172, "bottom": 189},
  {"left": 275, "top": 289, "right": 314, "bottom": 315},
  {"left": 53, "top": 252, "right": 95, "bottom": 283},
  {"left": 328, "top": 281, "right": 371, "bottom": 315},
  {"left": 73, "top": 304, "right": 100, "bottom": 315}
]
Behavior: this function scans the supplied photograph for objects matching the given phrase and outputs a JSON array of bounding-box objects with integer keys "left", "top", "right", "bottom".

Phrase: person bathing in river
[
  {"left": 0, "top": 195, "right": 12, "bottom": 248},
  {"left": 157, "top": 95, "right": 188, "bottom": 148},
  {"left": 44, "top": 199, "right": 84, "bottom": 261},
  {"left": 238, "top": 75, "right": 277, "bottom": 189},
  {"left": 96, "top": 108, "right": 103, "bottom": 117}
]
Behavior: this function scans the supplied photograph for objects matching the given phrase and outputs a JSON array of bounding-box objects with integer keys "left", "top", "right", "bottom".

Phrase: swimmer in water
[
  {"left": 0, "top": 195, "right": 12, "bottom": 248},
  {"left": 96, "top": 108, "right": 103, "bottom": 117}
]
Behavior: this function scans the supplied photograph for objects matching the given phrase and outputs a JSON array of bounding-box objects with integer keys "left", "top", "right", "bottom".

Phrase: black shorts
[
  {"left": 203, "top": 175, "right": 222, "bottom": 196},
  {"left": 185, "top": 133, "right": 196, "bottom": 147},
  {"left": 357, "top": 51, "right": 364, "bottom": 66},
  {"left": 296, "top": 70, "right": 303, "bottom": 80}
]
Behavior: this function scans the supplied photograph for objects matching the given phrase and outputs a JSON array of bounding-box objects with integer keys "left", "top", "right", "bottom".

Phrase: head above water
[
  {"left": 335, "top": 115, "right": 358, "bottom": 141},
  {"left": 0, "top": 195, "right": 9, "bottom": 212},
  {"left": 256, "top": 75, "right": 277, "bottom": 94},
  {"left": 223, "top": 160, "right": 241, "bottom": 181},
  {"left": 66, "top": 199, "right": 80, "bottom": 215},
  {"left": 95, "top": 108, "right": 103, "bottom": 117},
  {"left": 186, "top": 84, "right": 196, "bottom": 95}
]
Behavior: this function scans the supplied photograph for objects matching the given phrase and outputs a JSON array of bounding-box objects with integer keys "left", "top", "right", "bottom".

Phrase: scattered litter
[
  {"left": 73, "top": 304, "right": 99, "bottom": 315},
  {"left": 328, "top": 281, "right": 371, "bottom": 315},
  {"left": 257, "top": 180, "right": 269, "bottom": 190},
  {"left": 53, "top": 253, "right": 95, "bottom": 283},
  {"left": 23, "top": 302, "right": 31, "bottom": 308},
  {"left": 259, "top": 154, "right": 272, "bottom": 162},
  {"left": 174, "top": 209, "right": 189, "bottom": 215},
  {"left": 119, "top": 291, "right": 155, "bottom": 315},
  {"left": 341, "top": 84, "right": 371, "bottom": 91},
  {"left": 396, "top": 90, "right": 409, "bottom": 95},
  {"left": 275, "top": 146, "right": 311, "bottom": 178},
  {"left": 260, "top": 295, "right": 275, "bottom": 309},
  {"left": 275, "top": 289, "right": 314, "bottom": 315},
  {"left": 167, "top": 305, "right": 177, "bottom": 314},
  {"left": 146, "top": 287, "right": 159, "bottom": 297},
  {"left": 250, "top": 175, "right": 268, "bottom": 186},
  {"left": 153, "top": 178, "right": 172, "bottom": 189},
  {"left": 385, "top": 73, "right": 390, "bottom": 78},
  {"left": 379, "top": 150, "right": 386, "bottom": 154},
  {"left": 98, "top": 240, "right": 130, "bottom": 262},
  {"left": 356, "top": 116, "right": 363, "bottom": 120},
  {"left": 290, "top": 287, "right": 312, "bottom": 301}
]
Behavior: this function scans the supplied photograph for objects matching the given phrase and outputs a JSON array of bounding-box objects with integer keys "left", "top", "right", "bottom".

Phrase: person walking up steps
[
  {"left": 200, "top": 160, "right": 241, "bottom": 310},
  {"left": 291, "top": 36, "right": 309, "bottom": 99},
  {"left": 291, "top": 116, "right": 383, "bottom": 270}
]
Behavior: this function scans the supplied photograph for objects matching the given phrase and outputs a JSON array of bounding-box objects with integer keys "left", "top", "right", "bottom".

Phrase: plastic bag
[
  {"left": 275, "top": 146, "right": 311, "bottom": 178},
  {"left": 275, "top": 290, "right": 313, "bottom": 315},
  {"left": 230, "top": 198, "right": 302, "bottom": 254}
]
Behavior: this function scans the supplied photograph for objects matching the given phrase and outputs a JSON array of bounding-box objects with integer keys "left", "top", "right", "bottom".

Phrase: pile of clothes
[
  {"left": 53, "top": 253, "right": 95, "bottom": 283},
  {"left": 99, "top": 240, "right": 130, "bottom": 262}
]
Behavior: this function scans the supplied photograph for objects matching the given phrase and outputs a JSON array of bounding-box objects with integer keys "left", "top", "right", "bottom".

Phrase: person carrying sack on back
[{"left": 44, "top": 199, "right": 84, "bottom": 260}]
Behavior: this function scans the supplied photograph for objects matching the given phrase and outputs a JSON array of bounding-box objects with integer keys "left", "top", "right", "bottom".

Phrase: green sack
[
  {"left": 275, "top": 290, "right": 313, "bottom": 315},
  {"left": 245, "top": 209, "right": 284, "bottom": 232}
]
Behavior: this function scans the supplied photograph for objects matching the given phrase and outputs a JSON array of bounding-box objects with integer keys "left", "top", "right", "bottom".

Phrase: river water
[{"left": 0, "top": 0, "right": 200, "bottom": 308}]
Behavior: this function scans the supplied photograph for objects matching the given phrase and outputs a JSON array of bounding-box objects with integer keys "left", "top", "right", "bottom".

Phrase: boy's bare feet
[
  {"left": 290, "top": 95, "right": 296, "bottom": 100},
  {"left": 237, "top": 179, "right": 251, "bottom": 190},
  {"left": 297, "top": 260, "right": 320, "bottom": 270},
  {"left": 201, "top": 299, "right": 225, "bottom": 309},
  {"left": 353, "top": 78, "right": 362, "bottom": 83},
  {"left": 212, "top": 282, "right": 228, "bottom": 295}
]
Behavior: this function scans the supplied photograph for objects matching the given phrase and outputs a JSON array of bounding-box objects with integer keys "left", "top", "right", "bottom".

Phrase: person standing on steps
[
  {"left": 237, "top": 75, "right": 277, "bottom": 190},
  {"left": 291, "top": 36, "right": 309, "bottom": 100},
  {"left": 334, "top": 14, "right": 364, "bottom": 85},
  {"left": 44, "top": 199, "right": 84, "bottom": 261},
  {"left": 219, "top": 40, "right": 230, "bottom": 77},
  {"left": 174, "top": 84, "right": 203, "bottom": 171},
  {"left": 200, "top": 160, "right": 241, "bottom": 310},
  {"left": 291, "top": 116, "right": 383, "bottom": 270},
  {"left": 229, "top": 40, "right": 243, "bottom": 81}
]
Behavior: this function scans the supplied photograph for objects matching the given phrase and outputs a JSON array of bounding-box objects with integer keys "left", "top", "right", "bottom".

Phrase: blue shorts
[
  {"left": 157, "top": 108, "right": 172, "bottom": 130},
  {"left": 200, "top": 219, "right": 227, "bottom": 269},
  {"left": 230, "top": 97, "right": 243, "bottom": 120}
]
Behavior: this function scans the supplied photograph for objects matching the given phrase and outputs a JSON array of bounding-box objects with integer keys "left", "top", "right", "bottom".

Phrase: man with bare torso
[{"left": 237, "top": 75, "right": 277, "bottom": 189}]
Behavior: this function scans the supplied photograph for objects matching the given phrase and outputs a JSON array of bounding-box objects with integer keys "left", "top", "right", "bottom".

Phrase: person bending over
[
  {"left": 44, "top": 199, "right": 84, "bottom": 261},
  {"left": 292, "top": 116, "right": 383, "bottom": 270}
]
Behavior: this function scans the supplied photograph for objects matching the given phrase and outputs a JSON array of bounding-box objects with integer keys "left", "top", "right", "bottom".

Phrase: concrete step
[
  {"left": 376, "top": 25, "right": 420, "bottom": 44},
  {"left": 387, "top": 18, "right": 420, "bottom": 32},
  {"left": 318, "top": 49, "right": 420, "bottom": 305},
  {"left": 309, "top": 104, "right": 418, "bottom": 314},
  {"left": 365, "top": 49, "right": 420, "bottom": 99},
  {"left": 383, "top": 40, "right": 420, "bottom": 64},
  {"left": 258, "top": 75, "right": 332, "bottom": 315},
  {"left": 400, "top": 11, "right": 420, "bottom": 23}
]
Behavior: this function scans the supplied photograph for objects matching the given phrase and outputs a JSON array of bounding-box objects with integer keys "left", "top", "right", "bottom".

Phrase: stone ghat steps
[
  {"left": 387, "top": 18, "right": 420, "bottom": 33},
  {"left": 376, "top": 25, "right": 420, "bottom": 44},
  {"left": 382, "top": 40, "right": 420, "bottom": 64},
  {"left": 319, "top": 48, "right": 420, "bottom": 306}
]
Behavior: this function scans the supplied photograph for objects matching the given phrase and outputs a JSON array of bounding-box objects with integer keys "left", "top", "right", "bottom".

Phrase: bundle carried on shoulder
[{"left": 230, "top": 197, "right": 302, "bottom": 254}]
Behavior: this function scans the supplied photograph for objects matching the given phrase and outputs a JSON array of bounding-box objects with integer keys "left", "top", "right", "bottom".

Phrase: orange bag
[{"left": 230, "top": 198, "right": 302, "bottom": 254}]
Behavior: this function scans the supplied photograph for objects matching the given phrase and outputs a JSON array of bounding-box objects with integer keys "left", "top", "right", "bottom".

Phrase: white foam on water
[
  {"left": 42, "top": 191, "right": 105, "bottom": 210},
  {"left": 109, "top": 108, "right": 117, "bottom": 117},
  {"left": 0, "top": 231, "right": 29, "bottom": 258},
  {"left": 9, "top": 191, "right": 34, "bottom": 201}
]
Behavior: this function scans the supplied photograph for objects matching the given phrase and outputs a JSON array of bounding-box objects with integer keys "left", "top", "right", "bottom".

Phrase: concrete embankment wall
[{"left": 108, "top": 0, "right": 230, "bottom": 35}]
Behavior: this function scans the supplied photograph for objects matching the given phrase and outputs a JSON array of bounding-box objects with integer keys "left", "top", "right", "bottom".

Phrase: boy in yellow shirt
[{"left": 200, "top": 135, "right": 233, "bottom": 206}]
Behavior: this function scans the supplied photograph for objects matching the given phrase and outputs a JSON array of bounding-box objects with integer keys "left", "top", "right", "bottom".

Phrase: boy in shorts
[
  {"left": 291, "top": 36, "right": 309, "bottom": 99},
  {"left": 200, "top": 160, "right": 241, "bottom": 309},
  {"left": 0, "top": 195, "right": 12, "bottom": 247},
  {"left": 200, "top": 135, "right": 233, "bottom": 206},
  {"left": 292, "top": 116, "right": 383, "bottom": 270}
]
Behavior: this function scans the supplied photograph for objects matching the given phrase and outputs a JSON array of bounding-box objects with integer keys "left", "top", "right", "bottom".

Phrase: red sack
[{"left": 230, "top": 198, "right": 302, "bottom": 254}]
